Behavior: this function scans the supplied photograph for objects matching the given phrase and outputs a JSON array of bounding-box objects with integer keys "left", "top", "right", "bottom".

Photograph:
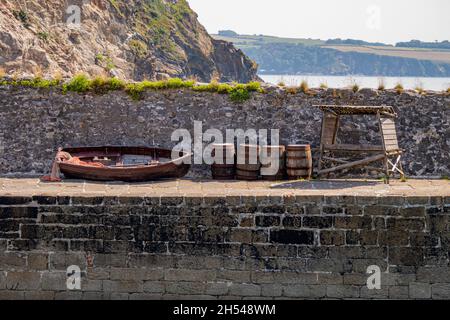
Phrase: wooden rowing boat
[{"left": 58, "top": 146, "right": 191, "bottom": 182}]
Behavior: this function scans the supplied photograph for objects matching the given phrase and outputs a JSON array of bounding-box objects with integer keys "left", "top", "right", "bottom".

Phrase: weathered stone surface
[
  {"left": 0, "top": 88, "right": 448, "bottom": 178},
  {"left": 0, "top": 192, "right": 449, "bottom": 300}
]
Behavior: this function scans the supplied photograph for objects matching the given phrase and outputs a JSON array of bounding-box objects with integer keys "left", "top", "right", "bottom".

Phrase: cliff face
[
  {"left": 240, "top": 43, "right": 450, "bottom": 77},
  {"left": 0, "top": 0, "right": 258, "bottom": 82}
]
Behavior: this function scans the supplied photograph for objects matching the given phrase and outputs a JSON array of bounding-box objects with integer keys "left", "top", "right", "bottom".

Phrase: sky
[{"left": 187, "top": 0, "right": 450, "bottom": 44}]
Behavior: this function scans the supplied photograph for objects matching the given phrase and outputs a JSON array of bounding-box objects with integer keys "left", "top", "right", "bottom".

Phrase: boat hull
[{"left": 58, "top": 146, "right": 191, "bottom": 182}]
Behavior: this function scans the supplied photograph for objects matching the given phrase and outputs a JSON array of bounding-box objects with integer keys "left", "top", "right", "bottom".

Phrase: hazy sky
[{"left": 187, "top": 0, "right": 450, "bottom": 44}]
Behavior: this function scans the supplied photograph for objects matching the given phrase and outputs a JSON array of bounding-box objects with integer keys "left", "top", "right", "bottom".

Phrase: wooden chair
[{"left": 315, "top": 105, "right": 405, "bottom": 183}]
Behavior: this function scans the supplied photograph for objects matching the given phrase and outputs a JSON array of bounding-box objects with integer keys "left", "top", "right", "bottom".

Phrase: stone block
[
  {"left": 270, "top": 230, "right": 314, "bottom": 245},
  {"left": 228, "top": 283, "right": 261, "bottom": 297},
  {"left": 255, "top": 215, "right": 281, "bottom": 227},
  {"left": 283, "top": 284, "right": 326, "bottom": 298},
  {"left": 320, "top": 230, "right": 345, "bottom": 245},
  {"left": 103, "top": 280, "right": 143, "bottom": 293},
  {"left": 388, "top": 286, "right": 409, "bottom": 299},
  {"left": 431, "top": 284, "right": 450, "bottom": 300},
  {"left": 326, "top": 285, "right": 360, "bottom": 298},
  {"left": 6, "top": 271, "right": 41, "bottom": 290},
  {"left": 303, "top": 216, "right": 333, "bottom": 228},
  {"left": 409, "top": 282, "right": 431, "bottom": 299},
  {"left": 165, "top": 269, "right": 215, "bottom": 282},
  {"left": 165, "top": 281, "right": 206, "bottom": 295},
  {"left": 205, "top": 282, "right": 229, "bottom": 296},
  {"left": 41, "top": 272, "right": 67, "bottom": 291},
  {"left": 143, "top": 281, "right": 165, "bottom": 294}
]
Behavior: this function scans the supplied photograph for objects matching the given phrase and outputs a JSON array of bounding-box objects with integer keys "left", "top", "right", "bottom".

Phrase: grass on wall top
[{"left": 0, "top": 74, "right": 264, "bottom": 103}]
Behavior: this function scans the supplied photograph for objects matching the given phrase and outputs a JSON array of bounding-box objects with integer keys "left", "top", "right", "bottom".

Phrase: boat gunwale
[{"left": 58, "top": 146, "right": 192, "bottom": 171}]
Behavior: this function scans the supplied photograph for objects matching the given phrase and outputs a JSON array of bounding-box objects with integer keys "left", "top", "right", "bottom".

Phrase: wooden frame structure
[{"left": 315, "top": 105, "right": 405, "bottom": 183}]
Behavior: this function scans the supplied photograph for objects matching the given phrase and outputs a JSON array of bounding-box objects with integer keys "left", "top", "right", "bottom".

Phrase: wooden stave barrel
[
  {"left": 211, "top": 143, "right": 236, "bottom": 180},
  {"left": 286, "top": 144, "right": 312, "bottom": 180},
  {"left": 236, "top": 144, "right": 260, "bottom": 180},
  {"left": 260, "top": 145, "right": 286, "bottom": 181}
]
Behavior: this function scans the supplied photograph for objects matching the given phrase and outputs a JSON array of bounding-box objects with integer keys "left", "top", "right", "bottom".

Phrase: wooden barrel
[
  {"left": 260, "top": 145, "right": 286, "bottom": 181},
  {"left": 286, "top": 144, "right": 312, "bottom": 180},
  {"left": 236, "top": 144, "right": 260, "bottom": 180},
  {"left": 211, "top": 144, "right": 235, "bottom": 180}
]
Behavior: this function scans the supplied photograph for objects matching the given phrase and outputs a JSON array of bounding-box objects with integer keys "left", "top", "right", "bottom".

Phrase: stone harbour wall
[
  {"left": 0, "top": 194, "right": 449, "bottom": 300},
  {"left": 0, "top": 86, "right": 449, "bottom": 177}
]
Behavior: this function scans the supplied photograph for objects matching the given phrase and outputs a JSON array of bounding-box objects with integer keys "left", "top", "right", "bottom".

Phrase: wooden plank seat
[{"left": 323, "top": 144, "right": 384, "bottom": 152}]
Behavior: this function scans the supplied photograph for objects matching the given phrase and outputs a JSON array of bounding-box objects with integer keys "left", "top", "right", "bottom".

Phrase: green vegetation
[
  {"left": 396, "top": 40, "right": 450, "bottom": 50},
  {"left": 129, "top": 39, "right": 149, "bottom": 59},
  {"left": 126, "top": 78, "right": 196, "bottom": 99},
  {"left": 13, "top": 10, "right": 30, "bottom": 28},
  {"left": 95, "top": 54, "right": 105, "bottom": 62},
  {"left": 351, "top": 83, "right": 360, "bottom": 93},
  {"left": 95, "top": 54, "right": 116, "bottom": 72},
  {"left": 212, "top": 32, "right": 325, "bottom": 48},
  {"left": 394, "top": 83, "right": 404, "bottom": 94},
  {"left": 286, "top": 87, "right": 298, "bottom": 94},
  {"left": 319, "top": 82, "right": 328, "bottom": 89},
  {"left": 377, "top": 79, "right": 386, "bottom": 91},
  {"left": 229, "top": 88, "right": 251, "bottom": 102},
  {"left": 63, "top": 74, "right": 92, "bottom": 93},
  {"left": 192, "top": 81, "right": 262, "bottom": 102},
  {"left": 446, "top": 87, "right": 450, "bottom": 94},
  {"left": 0, "top": 75, "right": 264, "bottom": 102},
  {"left": 277, "top": 81, "right": 286, "bottom": 87},
  {"left": 415, "top": 85, "right": 426, "bottom": 95},
  {"left": 4, "top": 77, "right": 60, "bottom": 88},
  {"left": 299, "top": 80, "right": 309, "bottom": 93},
  {"left": 90, "top": 76, "right": 126, "bottom": 94},
  {"left": 37, "top": 32, "right": 49, "bottom": 42}
]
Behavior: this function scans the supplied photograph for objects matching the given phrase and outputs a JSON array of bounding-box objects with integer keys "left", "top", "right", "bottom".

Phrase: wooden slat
[
  {"left": 383, "top": 135, "right": 398, "bottom": 141},
  {"left": 318, "top": 154, "right": 385, "bottom": 175},
  {"left": 321, "top": 113, "right": 338, "bottom": 145},
  {"left": 380, "top": 118, "right": 395, "bottom": 125},
  {"left": 322, "top": 156, "right": 383, "bottom": 172},
  {"left": 324, "top": 144, "right": 384, "bottom": 152},
  {"left": 382, "top": 129, "right": 397, "bottom": 135}
]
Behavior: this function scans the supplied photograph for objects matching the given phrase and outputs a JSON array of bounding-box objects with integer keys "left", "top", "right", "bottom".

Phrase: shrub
[
  {"left": 52, "top": 70, "right": 63, "bottom": 84},
  {"left": 129, "top": 39, "right": 149, "bottom": 59},
  {"left": 125, "top": 83, "right": 144, "bottom": 100},
  {"left": 245, "top": 81, "right": 261, "bottom": 92},
  {"left": 108, "top": 77, "right": 126, "bottom": 90},
  {"left": 193, "top": 81, "right": 220, "bottom": 93},
  {"left": 299, "top": 80, "right": 309, "bottom": 93},
  {"left": 447, "top": 87, "right": 450, "bottom": 94},
  {"left": 0, "top": 67, "right": 5, "bottom": 78},
  {"left": 351, "top": 83, "right": 360, "bottom": 93},
  {"left": 394, "top": 83, "right": 404, "bottom": 94},
  {"left": 37, "top": 32, "right": 49, "bottom": 42},
  {"left": 95, "top": 54, "right": 105, "bottom": 62},
  {"left": 63, "top": 74, "right": 92, "bottom": 93},
  {"left": 319, "top": 82, "right": 328, "bottom": 89},
  {"left": 277, "top": 81, "right": 286, "bottom": 87},
  {"left": 229, "top": 88, "right": 250, "bottom": 102},
  {"left": 286, "top": 86, "right": 298, "bottom": 94},
  {"left": 377, "top": 78, "right": 385, "bottom": 91},
  {"left": 13, "top": 10, "right": 30, "bottom": 28},
  {"left": 165, "top": 77, "right": 194, "bottom": 89},
  {"left": 217, "top": 83, "right": 233, "bottom": 94},
  {"left": 415, "top": 86, "right": 426, "bottom": 95}
]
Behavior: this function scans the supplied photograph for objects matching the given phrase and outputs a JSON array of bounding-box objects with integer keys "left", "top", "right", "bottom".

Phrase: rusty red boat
[{"left": 55, "top": 146, "right": 191, "bottom": 182}]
